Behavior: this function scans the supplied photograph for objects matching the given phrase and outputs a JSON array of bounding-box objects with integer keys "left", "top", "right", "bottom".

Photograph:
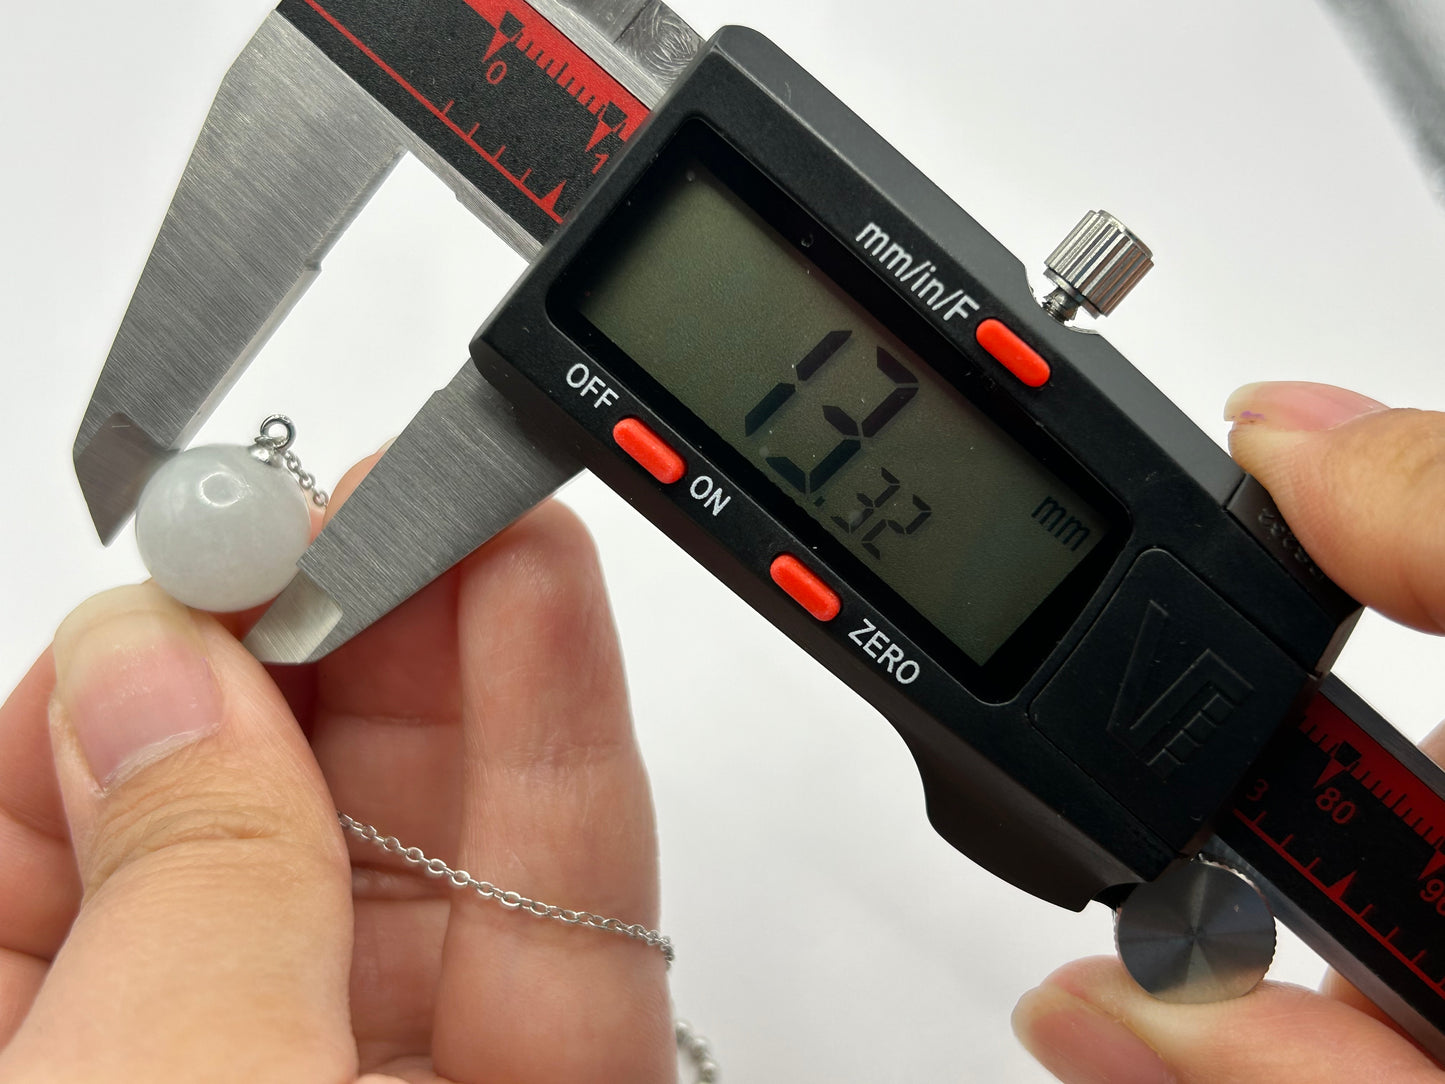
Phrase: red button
[
  {"left": 613, "top": 418, "right": 685, "bottom": 484},
  {"left": 770, "top": 555, "right": 842, "bottom": 622},
  {"left": 976, "top": 319, "right": 1051, "bottom": 388}
]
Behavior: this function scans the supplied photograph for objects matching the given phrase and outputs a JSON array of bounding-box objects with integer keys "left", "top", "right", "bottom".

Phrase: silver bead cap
[{"left": 1044, "top": 210, "right": 1154, "bottom": 317}]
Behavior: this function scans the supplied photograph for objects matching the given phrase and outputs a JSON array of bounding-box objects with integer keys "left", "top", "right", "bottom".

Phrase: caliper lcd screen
[{"left": 573, "top": 151, "right": 1110, "bottom": 665}]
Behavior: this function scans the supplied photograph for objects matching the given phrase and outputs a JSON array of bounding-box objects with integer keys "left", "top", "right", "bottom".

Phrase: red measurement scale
[
  {"left": 1216, "top": 675, "right": 1445, "bottom": 1047},
  {"left": 280, "top": 0, "right": 648, "bottom": 236}
]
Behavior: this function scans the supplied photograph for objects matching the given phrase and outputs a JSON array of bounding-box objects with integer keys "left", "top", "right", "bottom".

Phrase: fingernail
[
  {"left": 53, "top": 585, "right": 221, "bottom": 788},
  {"left": 1014, "top": 986, "right": 1176, "bottom": 1084},
  {"left": 1224, "top": 381, "right": 1388, "bottom": 431}
]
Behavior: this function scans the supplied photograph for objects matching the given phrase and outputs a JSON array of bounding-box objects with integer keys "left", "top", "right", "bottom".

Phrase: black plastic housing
[{"left": 471, "top": 26, "right": 1359, "bottom": 910}]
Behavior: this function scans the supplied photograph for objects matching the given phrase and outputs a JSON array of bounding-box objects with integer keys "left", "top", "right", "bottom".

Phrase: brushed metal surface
[
  {"left": 74, "top": 12, "right": 549, "bottom": 544},
  {"left": 1115, "top": 856, "right": 1276, "bottom": 1004},
  {"left": 241, "top": 0, "right": 702, "bottom": 660},
  {"left": 75, "top": 13, "right": 405, "bottom": 543},
  {"left": 534, "top": 0, "right": 703, "bottom": 104},
  {"left": 77, "top": 0, "right": 699, "bottom": 548},
  {"left": 244, "top": 363, "right": 580, "bottom": 663}
]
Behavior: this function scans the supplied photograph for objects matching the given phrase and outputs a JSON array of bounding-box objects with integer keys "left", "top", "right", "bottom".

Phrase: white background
[{"left": 3, "top": 1, "right": 1444, "bottom": 1080}]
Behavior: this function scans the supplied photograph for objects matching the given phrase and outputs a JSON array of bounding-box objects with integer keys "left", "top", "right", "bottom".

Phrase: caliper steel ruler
[
  {"left": 71, "top": 0, "right": 1445, "bottom": 1059},
  {"left": 277, "top": 0, "right": 654, "bottom": 238}
]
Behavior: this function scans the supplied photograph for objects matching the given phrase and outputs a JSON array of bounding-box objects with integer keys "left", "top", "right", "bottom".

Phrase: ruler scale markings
[
  {"left": 280, "top": 0, "right": 651, "bottom": 241},
  {"left": 1218, "top": 679, "right": 1445, "bottom": 1048},
  {"left": 294, "top": 0, "right": 568, "bottom": 222},
  {"left": 1237, "top": 805, "right": 1445, "bottom": 995}
]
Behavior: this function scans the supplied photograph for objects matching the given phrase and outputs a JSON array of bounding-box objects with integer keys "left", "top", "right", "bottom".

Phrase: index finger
[
  {"left": 430, "top": 502, "right": 675, "bottom": 1084},
  {"left": 1225, "top": 383, "right": 1445, "bottom": 633}
]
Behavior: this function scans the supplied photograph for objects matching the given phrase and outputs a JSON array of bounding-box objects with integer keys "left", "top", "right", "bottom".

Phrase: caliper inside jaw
[{"left": 73, "top": 0, "right": 701, "bottom": 661}]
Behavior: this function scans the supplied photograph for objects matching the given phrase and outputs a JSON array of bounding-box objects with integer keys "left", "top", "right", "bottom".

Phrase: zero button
[{"left": 770, "top": 555, "right": 842, "bottom": 622}]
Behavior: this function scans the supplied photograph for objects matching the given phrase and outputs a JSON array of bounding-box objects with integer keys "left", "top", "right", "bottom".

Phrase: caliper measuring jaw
[{"left": 73, "top": 0, "right": 700, "bottom": 661}]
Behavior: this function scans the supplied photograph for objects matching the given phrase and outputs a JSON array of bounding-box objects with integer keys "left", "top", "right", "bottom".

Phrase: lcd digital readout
[{"left": 576, "top": 160, "right": 1108, "bottom": 664}]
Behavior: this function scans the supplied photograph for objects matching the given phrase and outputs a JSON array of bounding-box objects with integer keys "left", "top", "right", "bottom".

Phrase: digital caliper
[{"left": 70, "top": 0, "right": 1445, "bottom": 1059}]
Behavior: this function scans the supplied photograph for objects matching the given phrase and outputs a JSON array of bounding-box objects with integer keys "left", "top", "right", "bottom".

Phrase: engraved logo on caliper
[{"left": 1107, "top": 601, "right": 1253, "bottom": 778}]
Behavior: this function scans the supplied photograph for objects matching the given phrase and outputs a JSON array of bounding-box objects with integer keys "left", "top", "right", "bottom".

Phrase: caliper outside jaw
[{"left": 72, "top": 0, "right": 702, "bottom": 663}]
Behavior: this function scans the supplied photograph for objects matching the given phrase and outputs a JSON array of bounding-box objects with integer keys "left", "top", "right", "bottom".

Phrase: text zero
[{"left": 848, "top": 618, "right": 921, "bottom": 685}]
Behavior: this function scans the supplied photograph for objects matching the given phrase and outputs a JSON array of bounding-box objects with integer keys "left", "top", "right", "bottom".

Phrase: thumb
[
  {"left": 1225, "top": 381, "right": 1445, "bottom": 633},
  {"left": 1013, "top": 957, "right": 1441, "bottom": 1084},
  {"left": 2, "top": 584, "right": 355, "bottom": 1083}
]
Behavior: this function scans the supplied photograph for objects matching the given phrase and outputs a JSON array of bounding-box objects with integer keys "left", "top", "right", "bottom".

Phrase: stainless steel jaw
[{"left": 73, "top": 0, "right": 699, "bottom": 662}]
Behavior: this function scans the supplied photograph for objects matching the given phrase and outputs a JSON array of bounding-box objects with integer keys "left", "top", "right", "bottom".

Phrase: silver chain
[
  {"left": 338, "top": 813, "right": 715, "bottom": 1081},
  {"left": 336, "top": 812, "right": 676, "bottom": 963},
  {"left": 252, "top": 414, "right": 330, "bottom": 508},
  {"left": 255, "top": 417, "right": 713, "bottom": 1079},
  {"left": 675, "top": 1020, "right": 719, "bottom": 1083}
]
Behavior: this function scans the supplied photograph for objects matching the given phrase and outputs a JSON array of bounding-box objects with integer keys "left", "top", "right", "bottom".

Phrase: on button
[{"left": 613, "top": 418, "right": 685, "bottom": 484}]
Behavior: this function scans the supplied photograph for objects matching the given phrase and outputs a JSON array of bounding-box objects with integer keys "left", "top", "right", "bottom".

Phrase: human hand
[
  {"left": 0, "top": 451, "right": 675, "bottom": 1083},
  {"left": 1013, "top": 381, "right": 1445, "bottom": 1082}
]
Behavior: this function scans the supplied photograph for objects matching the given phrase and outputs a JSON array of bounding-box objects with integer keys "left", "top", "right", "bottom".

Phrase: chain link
[
  {"left": 252, "top": 415, "right": 329, "bottom": 508},
  {"left": 280, "top": 449, "right": 329, "bottom": 508},
  {"left": 675, "top": 1020, "right": 720, "bottom": 1083},
  {"left": 337, "top": 812, "right": 715, "bottom": 1079},
  {"left": 337, "top": 812, "right": 675, "bottom": 962}
]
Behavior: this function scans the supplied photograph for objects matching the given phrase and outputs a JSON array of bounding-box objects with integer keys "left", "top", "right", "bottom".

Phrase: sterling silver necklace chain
[{"left": 337, "top": 813, "right": 676, "bottom": 962}]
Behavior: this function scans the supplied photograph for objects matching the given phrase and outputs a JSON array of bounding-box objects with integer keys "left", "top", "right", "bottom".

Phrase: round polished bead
[{"left": 135, "top": 444, "right": 311, "bottom": 612}]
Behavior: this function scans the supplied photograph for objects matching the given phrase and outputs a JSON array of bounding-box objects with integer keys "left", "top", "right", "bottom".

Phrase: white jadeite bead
[{"left": 135, "top": 444, "right": 312, "bottom": 612}]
